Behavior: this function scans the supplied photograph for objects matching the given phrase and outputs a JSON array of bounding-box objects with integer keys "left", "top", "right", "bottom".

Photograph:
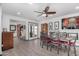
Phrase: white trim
[{"left": 0, "top": 5, "right": 2, "bottom": 55}]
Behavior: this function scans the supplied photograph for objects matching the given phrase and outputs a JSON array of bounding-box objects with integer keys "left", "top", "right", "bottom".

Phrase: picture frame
[
  {"left": 54, "top": 21, "right": 59, "bottom": 30},
  {"left": 62, "top": 16, "right": 79, "bottom": 29},
  {"left": 10, "top": 25, "right": 16, "bottom": 31},
  {"left": 49, "top": 22, "right": 53, "bottom": 31}
]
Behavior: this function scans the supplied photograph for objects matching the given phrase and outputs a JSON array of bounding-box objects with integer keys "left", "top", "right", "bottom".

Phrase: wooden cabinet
[
  {"left": 2, "top": 32, "right": 13, "bottom": 51},
  {"left": 41, "top": 23, "right": 48, "bottom": 36},
  {"left": 41, "top": 23, "right": 48, "bottom": 33}
]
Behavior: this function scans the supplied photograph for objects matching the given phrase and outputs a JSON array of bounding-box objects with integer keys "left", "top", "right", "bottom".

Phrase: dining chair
[
  {"left": 63, "top": 33, "right": 78, "bottom": 56},
  {"left": 46, "top": 37, "right": 52, "bottom": 50},
  {"left": 40, "top": 32, "right": 48, "bottom": 47},
  {"left": 50, "top": 32, "right": 61, "bottom": 54},
  {"left": 41, "top": 35, "right": 52, "bottom": 50},
  {"left": 59, "top": 32, "right": 68, "bottom": 51},
  {"left": 40, "top": 35, "right": 44, "bottom": 46}
]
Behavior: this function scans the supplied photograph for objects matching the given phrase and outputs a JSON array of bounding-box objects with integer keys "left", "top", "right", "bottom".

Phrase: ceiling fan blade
[
  {"left": 47, "top": 12, "right": 56, "bottom": 14},
  {"left": 34, "top": 11, "right": 42, "bottom": 13},
  {"left": 44, "top": 6, "right": 49, "bottom": 12},
  {"left": 37, "top": 13, "right": 43, "bottom": 17}
]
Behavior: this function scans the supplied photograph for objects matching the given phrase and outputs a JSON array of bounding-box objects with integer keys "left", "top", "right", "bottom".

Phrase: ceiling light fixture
[
  {"left": 28, "top": 3, "right": 33, "bottom": 4},
  {"left": 75, "top": 6, "right": 79, "bottom": 10},
  {"left": 42, "top": 14, "right": 53, "bottom": 17},
  {"left": 42, "top": 14, "right": 46, "bottom": 16},
  {"left": 17, "top": 12, "right": 21, "bottom": 15}
]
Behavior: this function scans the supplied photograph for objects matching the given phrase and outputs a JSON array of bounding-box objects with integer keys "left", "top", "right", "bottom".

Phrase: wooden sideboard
[{"left": 2, "top": 32, "right": 13, "bottom": 51}]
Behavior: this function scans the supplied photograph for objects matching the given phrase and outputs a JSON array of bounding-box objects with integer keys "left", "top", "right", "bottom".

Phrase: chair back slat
[
  {"left": 67, "top": 33, "right": 78, "bottom": 44},
  {"left": 59, "top": 32, "right": 67, "bottom": 40}
]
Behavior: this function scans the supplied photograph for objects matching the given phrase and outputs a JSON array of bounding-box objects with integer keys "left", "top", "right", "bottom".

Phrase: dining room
[{"left": 1, "top": 3, "right": 79, "bottom": 56}]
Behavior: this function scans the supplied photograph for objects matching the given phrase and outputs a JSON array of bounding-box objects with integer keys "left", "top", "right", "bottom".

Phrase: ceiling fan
[{"left": 34, "top": 6, "right": 56, "bottom": 17}]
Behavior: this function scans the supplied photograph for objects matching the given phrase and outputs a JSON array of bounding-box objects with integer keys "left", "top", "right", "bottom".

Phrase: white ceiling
[{"left": 2, "top": 3, "right": 79, "bottom": 20}]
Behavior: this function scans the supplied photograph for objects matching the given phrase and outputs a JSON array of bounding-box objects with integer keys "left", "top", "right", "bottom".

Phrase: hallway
[{"left": 2, "top": 38, "right": 79, "bottom": 56}]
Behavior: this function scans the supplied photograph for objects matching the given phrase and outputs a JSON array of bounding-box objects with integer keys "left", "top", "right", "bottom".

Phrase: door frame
[{"left": 28, "top": 22, "right": 38, "bottom": 40}]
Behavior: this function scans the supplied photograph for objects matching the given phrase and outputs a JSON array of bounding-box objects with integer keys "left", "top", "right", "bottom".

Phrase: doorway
[
  {"left": 28, "top": 22, "right": 38, "bottom": 40},
  {"left": 10, "top": 20, "right": 26, "bottom": 40}
]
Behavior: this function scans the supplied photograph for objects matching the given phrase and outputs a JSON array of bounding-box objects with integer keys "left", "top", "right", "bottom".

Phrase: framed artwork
[
  {"left": 54, "top": 21, "right": 59, "bottom": 30},
  {"left": 49, "top": 22, "right": 53, "bottom": 31},
  {"left": 62, "top": 16, "right": 79, "bottom": 29},
  {"left": 10, "top": 25, "right": 16, "bottom": 31}
]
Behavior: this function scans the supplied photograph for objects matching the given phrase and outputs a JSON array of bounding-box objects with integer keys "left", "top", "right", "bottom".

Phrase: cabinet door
[
  {"left": 9, "top": 33, "right": 13, "bottom": 48},
  {"left": 41, "top": 23, "right": 48, "bottom": 32},
  {"left": 2, "top": 32, "right": 13, "bottom": 51}
]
